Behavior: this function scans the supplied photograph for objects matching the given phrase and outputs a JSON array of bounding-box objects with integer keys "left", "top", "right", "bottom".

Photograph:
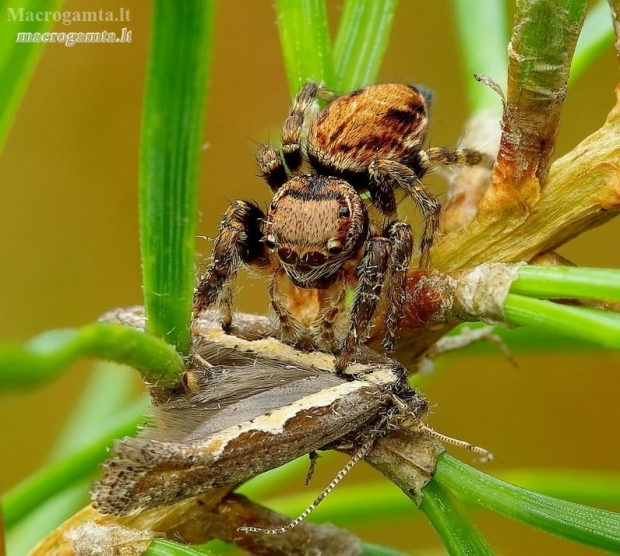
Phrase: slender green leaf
[
  {"left": 435, "top": 454, "right": 620, "bottom": 552},
  {"left": 333, "top": 0, "right": 398, "bottom": 93},
  {"left": 511, "top": 265, "right": 620, "bottom": 302},
  {"left": 0, "top": 0, "right": 64, "bottom": 151},
  {"left": 263, "top": 471, "right": 620, "bottom": 529},
  {"left": 362, "top": 544, "right": 408, "bottom": 556},
  {"left": 146, "top": 540, "right": 220, "bottom": 556},
  {"left": 274, "top": 0, "right": 334, "bottom": 95},
  {"left": 3, "top": 397, "right": 148, "bottom": 528},
  {"left": 0, "top": 324, "right": 184, "bottom": 390},
  {"left": 444, "top": 323, "right": 599, "bottom": 353},
  {"left": 504, "top": 294, "right": 620, "bottom": 350},
  {"left": 497, "top": 469, "right": 620, "bottom": 507},
  {"left": 450, "top": 0, "right": 508, "bottom": 114},
  {"left": 421, "top": 479, "right": 494, "bottom": 555},
  {"left": 140, "top": 0, "right": 215, "bottom": 355},
  {"left": 145, "top": 539, "right": 407, "bottom": 556},
  {"left": 572, "top": 0, "right": 615, "bottom": 80}
]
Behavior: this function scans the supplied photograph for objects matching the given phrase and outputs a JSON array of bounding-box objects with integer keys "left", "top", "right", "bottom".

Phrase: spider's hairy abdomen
[{"left": 307, "top": 84, "right": 429, "bottom": 176}]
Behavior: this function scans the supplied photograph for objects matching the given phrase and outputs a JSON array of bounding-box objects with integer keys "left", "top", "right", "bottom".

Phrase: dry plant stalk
[{"left": 34, "top": 492, "right": 364, "bottom": 556}]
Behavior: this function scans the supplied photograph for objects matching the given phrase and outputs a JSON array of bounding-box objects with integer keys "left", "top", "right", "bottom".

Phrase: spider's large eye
[
  {"left": 264, "top": 235, "right": 276, "bottom": 249},
  {"left": 327, "top": 240, "right": 344, "bottom": 256},
  {"left": 278, "top": 247, "right": 298, "bottom": 264},
  {"left": 338, "top": 206, "right": 351, "bottom": 219}
]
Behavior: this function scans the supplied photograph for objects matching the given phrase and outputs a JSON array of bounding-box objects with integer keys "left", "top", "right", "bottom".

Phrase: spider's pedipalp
[{"left": 256, "top": 144, "right": 288, "bottom": 192}]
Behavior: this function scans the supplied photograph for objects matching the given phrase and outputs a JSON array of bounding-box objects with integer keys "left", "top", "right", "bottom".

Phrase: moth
[{"left": 92, "top": 309, "right": 429, "bottom": 517}]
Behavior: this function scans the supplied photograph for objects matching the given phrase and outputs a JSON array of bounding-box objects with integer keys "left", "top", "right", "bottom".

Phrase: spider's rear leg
[
  {"left": 382, "top": 221, "right": 414, "bottom": 353},
  {"left": 281, "top": 82, "right": 335, "bottom": 172},
  {"left": 193, "top": 200, "right": 267, "bottom": 329},
  {"left": 336, "top": 237, "right": 391, "bottom": 374},
  {"left": 369, "top": 159, "right": 440, "bottom": 269},
  {"left": 418, "top": 146, "right": 494, "bottom": 173}
]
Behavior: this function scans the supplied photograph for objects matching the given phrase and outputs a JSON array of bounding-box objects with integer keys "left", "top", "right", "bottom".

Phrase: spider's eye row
[
  {"left": 338, "top": 206, "right": 351, "bottom": 218},
  {"left": 303, "top": 251, "right": 327, "bottom": 267}
]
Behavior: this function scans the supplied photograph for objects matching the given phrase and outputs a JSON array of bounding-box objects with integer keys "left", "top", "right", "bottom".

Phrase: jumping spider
[{"left": 194, "top": 82, "right": 492, "bottom": 372}]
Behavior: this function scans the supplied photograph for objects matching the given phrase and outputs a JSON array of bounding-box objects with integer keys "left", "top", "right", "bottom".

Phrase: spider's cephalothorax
[
  {"left": 194, "top": 83, "right": 493, "bottom": 371},
  {"left": 263, "top": 174, "right": 367, "bottom": 290}
]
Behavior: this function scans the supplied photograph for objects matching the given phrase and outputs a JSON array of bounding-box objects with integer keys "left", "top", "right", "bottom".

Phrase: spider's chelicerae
[{"left": 194, "top": 83, "right": 493, "bottom": 372}]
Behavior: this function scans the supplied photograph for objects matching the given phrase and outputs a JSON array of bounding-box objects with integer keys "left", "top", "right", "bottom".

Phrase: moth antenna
[
  {"left": 238, "top": 433, "right": 377, "bottom": 535},
  {"left": 419, "top": 424, "right": 493, "bottom": 463}
]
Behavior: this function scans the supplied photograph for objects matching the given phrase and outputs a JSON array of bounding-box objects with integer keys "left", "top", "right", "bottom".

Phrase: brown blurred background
[{"left": 1, "top": 1, "right": 619, "bottom": 554}]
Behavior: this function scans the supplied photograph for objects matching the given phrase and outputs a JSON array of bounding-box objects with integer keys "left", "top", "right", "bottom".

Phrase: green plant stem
[
  {"left": 435, "top": 454, "right": 620, "bottom": 552},
  {"left": 511, "top": 265, "right": 620, "bottom": 301},
  {"left": 274, "top": 0, "right": 334, "bottom": 95},
  {"left": 504, "top": 294, "right": 620, "bottom": 349},
  {"left": 0, "top": 324, "right": 183, "bottom": 390},
  {"left": 421, "top": 479, "right": 493, "bottom": 555},
  {"left": 333, "top": 0, "right": 398, "bottom": 93},
  {"left": 450, "top": 0, "right": 507, "bottom": 114},
  {"left": 495, "top": 0, "right": 590, "bottom": 193},
  {"left": 3, "top": 397, "right": 148, "bottom": 529},
  {"left": 7, "top": 363, "right": 136, "bottom": 554},
  {"left": 140, "top": 0, "right": 215, "bottom": 355},
  {"left": 511, "top": 0, "right": 589, "bottom": 95},
  {"left": 0, "top": 0, "right": 63, "bottom": 152}
]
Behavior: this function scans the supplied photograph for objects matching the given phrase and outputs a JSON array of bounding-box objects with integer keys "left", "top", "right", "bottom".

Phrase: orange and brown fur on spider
[{"left": 193, "top": 83, "right": 493, "bottom": 372}]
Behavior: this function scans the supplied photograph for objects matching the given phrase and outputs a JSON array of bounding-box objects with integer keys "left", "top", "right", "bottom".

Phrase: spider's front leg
[
  {"left": 369, "top": 147, "right": 494, "bottom": 269},
  {"left": 335, "top": 237, "right": 391, "bottom": 374},
  {"left": 382, "top": 221, "right": 414, "bottom": 353},
  {"left": 369, "top": 159, "right": 440, "bottom": 270},
  {"left": 335, "top": 222, "right": 413, "bottom": 372},
  {"left": 193, "top": 200, "right": 268, "bottom": 329}
]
